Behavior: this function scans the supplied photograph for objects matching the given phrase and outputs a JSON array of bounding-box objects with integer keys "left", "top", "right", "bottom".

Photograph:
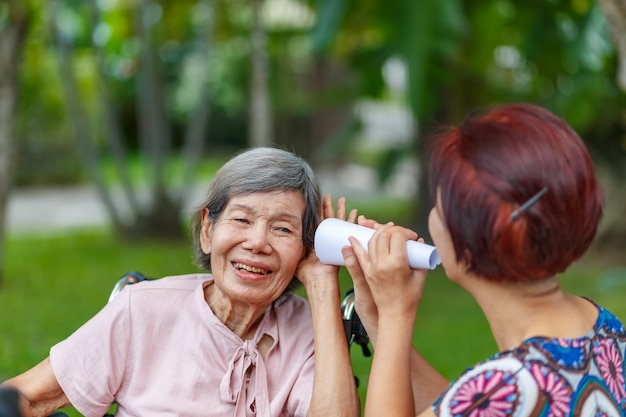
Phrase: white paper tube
[{"left": 314, "top": 218, "right": 441, "bottom": 270}]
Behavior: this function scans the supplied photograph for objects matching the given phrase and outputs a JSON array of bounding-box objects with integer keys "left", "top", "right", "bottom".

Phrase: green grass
[{"left": 1, "top": 228, "right": 625, "bottom": 416}]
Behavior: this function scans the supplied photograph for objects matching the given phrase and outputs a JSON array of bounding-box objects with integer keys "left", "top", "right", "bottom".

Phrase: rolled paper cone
[{"left": 314, "top": 218, "right": 441, "bottom": 270}]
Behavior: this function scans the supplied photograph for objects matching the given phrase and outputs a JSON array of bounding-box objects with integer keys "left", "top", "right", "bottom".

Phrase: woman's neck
[
  {"left": 204, "top": 282, "right": 269, "bottom": 340},
  {"left": 466, "top": 275, "right": 598, "bottom": 351}
]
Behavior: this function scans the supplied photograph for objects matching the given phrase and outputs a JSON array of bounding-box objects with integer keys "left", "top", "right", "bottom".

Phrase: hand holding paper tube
[{"left": 314, "top": 218, "right": 441, "bottom": 270}]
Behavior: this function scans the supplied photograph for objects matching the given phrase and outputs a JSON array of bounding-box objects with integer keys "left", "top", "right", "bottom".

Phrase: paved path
[
  {"left": 7, "top": 184, "right": 216, "bottom": 234},
  {"left": 8, "top": 186, "right": 109, "bottom": 233}
]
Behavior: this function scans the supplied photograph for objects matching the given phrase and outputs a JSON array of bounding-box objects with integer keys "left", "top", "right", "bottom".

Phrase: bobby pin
[{"left": 511, "top": 187, "right": 548, "bottom": 221}]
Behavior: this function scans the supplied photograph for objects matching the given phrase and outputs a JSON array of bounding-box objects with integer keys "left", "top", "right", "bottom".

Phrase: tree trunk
[
  {"left": 249, "top": 0, "right": 272, "bottom": 147},
  {"left": 0, "top": 3, "right": 29, "bottom": 287},
  {"left": 594, "top": 0, "right": 626, "bottom": 247},
  {"left": 134, "top": 0, "right": 183, "bottom": 239},
  {"left": 49, "top": 0, "right": 125, "bottom": 229},
  {"left": 46, "top": 0, "right": 222, "bottom": 241},
  {"left": 87, "top": 0, "right": 141, "bottom": 218},
  {"left": 596, "top": 0, "right": 626, "bottom": 92},
  {"left": 177, "top": 0, "right": 215, "bottom": 203}
]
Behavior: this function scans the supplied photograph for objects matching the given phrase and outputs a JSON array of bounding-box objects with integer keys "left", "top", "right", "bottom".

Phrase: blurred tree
[
  {"left": 4, "top": 0, "right": 625, "bottom": 249},
  {"left": 309, "top": 0, "right": 626, "bottom": 239},
  {"left": 0, "top": 0, "right": 30, "bottom": 286},
  {"left": 250, "top": 0, "right": 272, "bottom": 146},
  {"left": 308, "top": 0, "right": 466, "bottom": 233},
  {"left": 41, "top": 0, "right": 320, "bottom": 239},
  {"left": 588, "top": 0, "right": 626, "bottom": 245},
  {"left": 597, "top": 0, "right": 626, "bottom": 92},
  {"left": 47, "top": 0, "right": 216, "bottom": 239}
]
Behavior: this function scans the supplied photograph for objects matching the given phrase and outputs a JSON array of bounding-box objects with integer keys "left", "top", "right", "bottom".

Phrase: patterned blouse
[{"left": 433, "top": 302, "right": 626, "bottom": 416}]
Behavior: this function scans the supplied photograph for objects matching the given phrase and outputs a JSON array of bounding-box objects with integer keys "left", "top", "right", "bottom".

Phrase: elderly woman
[
  {"left": 3, "top": 147, "right": 360, "bottom": 417},
  {"left": 342, "top": 103, "right": 626, "bottom": 416}
]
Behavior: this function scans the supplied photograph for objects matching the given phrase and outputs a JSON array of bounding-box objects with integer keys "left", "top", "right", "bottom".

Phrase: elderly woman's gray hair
[{"left": 191, "top": 147, "right": 322, "bottom": 286}]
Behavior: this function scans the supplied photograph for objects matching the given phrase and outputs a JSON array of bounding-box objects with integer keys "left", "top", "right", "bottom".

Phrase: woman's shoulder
[{"left": 593, "top": 302, "right": 626, "bottom": 336}]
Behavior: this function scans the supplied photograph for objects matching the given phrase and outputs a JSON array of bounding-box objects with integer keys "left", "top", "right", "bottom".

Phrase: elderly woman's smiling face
[{"left": 200, "top": 190, "right": 307, "bottom": 306}]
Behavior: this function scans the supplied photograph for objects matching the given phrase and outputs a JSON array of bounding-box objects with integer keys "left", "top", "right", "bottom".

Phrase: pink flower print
[
  {"left": 528, "top": 362, "right": 572, "bottom": 416},
  {"left": 593, "top": 338, "right": 626, "bottom": 402},
  {"left": 450, "top": 370, "right": 518, "bottom": 417},
  {"left": 556, "top": 338, "right": 585, "bottom": 349}
]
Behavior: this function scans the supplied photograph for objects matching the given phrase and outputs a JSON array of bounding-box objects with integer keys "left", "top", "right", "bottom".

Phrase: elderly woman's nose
[{"left": 242, "top": 223, "right": 272, "bottom": 252}]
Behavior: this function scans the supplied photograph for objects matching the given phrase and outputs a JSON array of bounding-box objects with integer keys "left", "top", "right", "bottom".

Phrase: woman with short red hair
[{"left": 343, "top": 103, "right": 625, "bottom": 416}]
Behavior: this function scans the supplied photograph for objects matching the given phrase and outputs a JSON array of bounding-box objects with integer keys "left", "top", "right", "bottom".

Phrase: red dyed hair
[{"left": 427, "top": 103, "right": 603, "bottom": 282}]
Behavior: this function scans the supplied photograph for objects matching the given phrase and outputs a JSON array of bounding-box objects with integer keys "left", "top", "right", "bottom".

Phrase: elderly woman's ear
[{"left": 200, "top": 208, "right": 213, "bottom": 255}]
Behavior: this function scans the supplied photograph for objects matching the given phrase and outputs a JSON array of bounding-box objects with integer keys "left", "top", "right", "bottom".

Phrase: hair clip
[{"left": 511, "top": 187, "right": 548, "bottom": 221}]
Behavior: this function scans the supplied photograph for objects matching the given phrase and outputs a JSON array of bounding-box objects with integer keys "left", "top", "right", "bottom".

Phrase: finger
[
  {"left": 390, "top": 227, "right": 412, "bottom": 262},
  {"left": 322, "top": 194, "right": 335, "bottom": 219},
  {"left": 399, "top": 226, "right": 419, "bottom": 242},
  {"left": 346, "top": 208, "right": 358, "bottom": 223},
  {"left": 375, "top": 226, "right": 419, "bottom": 266},
  {"left": 368, "top": 222, "right": 396, "bottom": 259},
  {"left": 347, "top": 235, "right": 370, "bottom": 272},
  {"left": 343, "top": 245, "right": 375, "bottom": 304},
  {"left": 335, "top": 196, "right": 347, "bottom": 220},
  {"left": 342, "top": 245, "right": 365, "bottom": 283},
  {"left": 358, "top": 215, "right": 389, "bottom": 230},
  {"left": 343, "top": 245, "right": 377, "bottom": 316}
]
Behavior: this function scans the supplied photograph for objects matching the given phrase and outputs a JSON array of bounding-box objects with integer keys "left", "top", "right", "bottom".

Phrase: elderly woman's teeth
[{"left": 233, "top": 262, "right": 269, "bottom": 275}]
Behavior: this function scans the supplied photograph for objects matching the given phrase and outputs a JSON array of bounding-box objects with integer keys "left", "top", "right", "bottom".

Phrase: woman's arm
[
  {"left": 297, "top": 195, "right": 360, "bottom": 417},
  {"left": 300, "top": 262, "right": 360, "bottom": 417},
  {"left": 342, "top": 219, "right": 448, "bottom": 415},
  {"left": 2, "top": 357, "right": 70, "bottom": 417}
]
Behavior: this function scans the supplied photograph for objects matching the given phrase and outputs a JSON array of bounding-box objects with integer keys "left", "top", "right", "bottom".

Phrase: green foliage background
[{"left": 3, "top": 0, "right": 626, "bottom": 415}]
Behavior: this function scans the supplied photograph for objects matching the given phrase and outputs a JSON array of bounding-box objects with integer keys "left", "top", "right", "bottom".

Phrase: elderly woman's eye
[{"left": 274, "top": 226, "right": 293, "bottom": 234}]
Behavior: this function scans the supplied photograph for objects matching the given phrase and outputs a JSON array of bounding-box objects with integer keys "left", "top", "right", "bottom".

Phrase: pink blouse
[{"left": 50, "top": 274, "right": 315, "bottom": 417}]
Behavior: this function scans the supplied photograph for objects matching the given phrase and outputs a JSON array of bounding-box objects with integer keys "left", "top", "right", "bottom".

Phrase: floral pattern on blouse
[{"left": 434, "top": 303, "right": 626, "bottom": 417}]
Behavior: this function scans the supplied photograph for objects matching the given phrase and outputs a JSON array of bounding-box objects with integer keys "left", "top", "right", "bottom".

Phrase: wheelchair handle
[
  {"left": 341, "top": 290, "right": 356, "bottom": 323},
  {"left": 340, "top": 289, "right": 371, "bottom": 357},
  {"left": 107, "top": 271, "right": 149, "bottom": 302}
]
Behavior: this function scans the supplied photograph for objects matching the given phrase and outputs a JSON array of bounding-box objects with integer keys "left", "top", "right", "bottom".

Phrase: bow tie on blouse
[{"left": 220, "top": 339, "right": 271, "bottom": 416}]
